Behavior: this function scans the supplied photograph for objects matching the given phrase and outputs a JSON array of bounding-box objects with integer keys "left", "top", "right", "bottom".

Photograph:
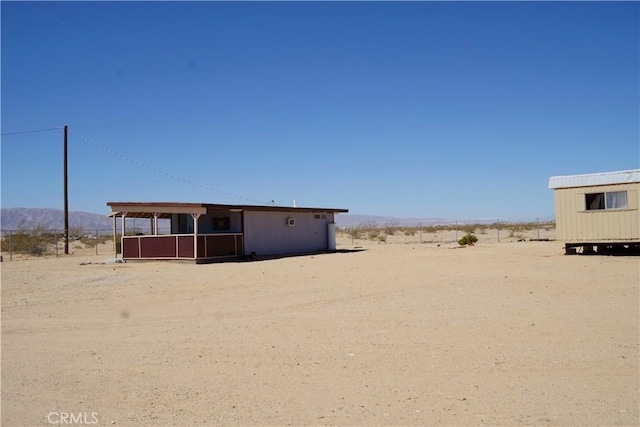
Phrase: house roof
[
  {"left": 107, "top": 202, "right": 348, "bottom": 219},
  {"left": 548, "top": 169, "right": 640, "bottom": 190}
]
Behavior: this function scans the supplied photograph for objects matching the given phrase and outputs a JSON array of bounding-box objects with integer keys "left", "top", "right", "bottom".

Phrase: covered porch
[{"left": 108, "top": 202, "right": 245, "bottom": 263}]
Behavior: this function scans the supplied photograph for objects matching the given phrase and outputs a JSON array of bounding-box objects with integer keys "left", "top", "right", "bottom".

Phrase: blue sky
[{"left": 2, "top": 1, "right": 638, "bottom": 221}]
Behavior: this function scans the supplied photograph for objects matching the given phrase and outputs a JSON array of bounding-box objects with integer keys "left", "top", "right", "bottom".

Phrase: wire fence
[
  {"left": 0, "top": 228, "right": 114, "bottom": 260},
  {"left": 0, "top": 224, "right": 170, "bottom": 260},
  {"left": 336, "top": 217, "right": 556, "bottom": 246},
  {"left": 0, "top": 217, "right": 556, "bottom": 260}
]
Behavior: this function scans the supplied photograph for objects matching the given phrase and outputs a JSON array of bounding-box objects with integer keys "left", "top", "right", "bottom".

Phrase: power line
[
  {"left": 69, "top": 129, "right": 270, "bottom": 205},
  {"left": 1, "top": 126, "right": 62, "bottom": 136}
]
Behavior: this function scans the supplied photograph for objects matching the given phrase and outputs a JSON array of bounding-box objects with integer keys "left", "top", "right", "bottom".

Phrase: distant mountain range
[
  {"left": 334, "top": 214, "right": 450, "bottom": 227},
  {"left": 0, "top": 208, "right": 435, "bottom": 231},
  {"left": 0, "top": 207, "right": 553, "bottom": 232},
  {"left": 1, "top": 208, "right": 113, "bottom": 232}
]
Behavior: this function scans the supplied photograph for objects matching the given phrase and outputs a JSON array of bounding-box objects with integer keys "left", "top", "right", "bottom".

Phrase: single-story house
[
  {"left": 107, "top": 202, "right": 348, "bottom": 263},
  {"left": 548, "top": 169, "right": 640, "bottom": 254}
]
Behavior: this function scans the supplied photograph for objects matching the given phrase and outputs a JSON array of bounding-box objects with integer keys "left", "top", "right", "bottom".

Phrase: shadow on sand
[{"left": 196, "top": 248, "right": 367, "bottom": 264}]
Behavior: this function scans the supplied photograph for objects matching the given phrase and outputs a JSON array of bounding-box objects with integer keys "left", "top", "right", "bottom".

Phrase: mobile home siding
[
  {"left": 554, "top": 183, "right": 639, "bottom": 242},
  {"left": 243, "top": 211, "right": 334, "bottom": 256}
]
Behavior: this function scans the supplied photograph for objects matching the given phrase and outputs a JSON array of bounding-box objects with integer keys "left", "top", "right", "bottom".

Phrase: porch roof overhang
[{"left": 106, "top": 202, "right": 348, "bottom": 219}]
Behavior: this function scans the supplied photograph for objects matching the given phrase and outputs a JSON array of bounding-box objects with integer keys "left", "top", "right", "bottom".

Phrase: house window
[
  {"left": 585, "top": 191, "right": 627, "bottom": 210},
  {"left": 213, "top": 217, "right": 230, "bottom": 231}
]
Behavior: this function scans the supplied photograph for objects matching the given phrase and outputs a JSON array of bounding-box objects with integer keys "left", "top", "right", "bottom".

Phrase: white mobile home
[
  {"left": 107, "top": 202, "right": 348, "bottom": 263},
  {"left": 548, "top": 170, "right": 640, "bottom": 254}
]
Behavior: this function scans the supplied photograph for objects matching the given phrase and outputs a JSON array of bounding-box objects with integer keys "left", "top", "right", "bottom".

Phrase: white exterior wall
[{"left": 243, "top": 211, "right": 334, "bottom": 256}]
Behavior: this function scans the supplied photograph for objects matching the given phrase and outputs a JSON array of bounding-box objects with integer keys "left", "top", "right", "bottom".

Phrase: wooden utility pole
[{"left": 64, "top": 125, "right": 69, "bottom": 254}]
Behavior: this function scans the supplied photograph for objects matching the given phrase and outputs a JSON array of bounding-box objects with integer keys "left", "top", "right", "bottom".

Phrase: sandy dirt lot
[{"left": 2, "top": 238, "right": 638, "bottom": 426}]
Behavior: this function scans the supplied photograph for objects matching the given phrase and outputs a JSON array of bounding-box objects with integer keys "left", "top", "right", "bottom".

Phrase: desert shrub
[
  {"left": 423, "top": 225, "right": 450, "bottom": 233},
  {"left": 458, "top": 233, "right": 478, "bottom": 246},
  {"left": 459, "top": 224, "right": 477, "bottom": 234},
  {"left": 80, "top": 234, "right": 111, "bottom": 248},
  {"left": 69, "top": 225, "right": 85, "bottom": 240},
  {"left": 1, "top": 222, "right": 53, "bottom": 256},
  {"left": 403, "top": 228, "right": 417, "bottom": 236},
  {"left": 367, "top": 228, "right": 381, "bottom": 240},
  {"left": 348, "top": 227, "right": 364, "bottom": 240},
  {"left": 383, "top": 221, "right": 399, "bottom": 236},
  {"left": 354, "top": 220, "right": 380, "bottom": 241}
]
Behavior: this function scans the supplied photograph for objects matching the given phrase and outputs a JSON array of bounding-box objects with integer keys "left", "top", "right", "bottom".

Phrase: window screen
[{"left": 606, "top": 191, "right": 627, "bottom": 209}]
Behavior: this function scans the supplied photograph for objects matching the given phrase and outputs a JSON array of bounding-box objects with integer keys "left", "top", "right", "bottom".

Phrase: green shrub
[{"left": 458, "top": 233, "right": 478, "bottom": 246}]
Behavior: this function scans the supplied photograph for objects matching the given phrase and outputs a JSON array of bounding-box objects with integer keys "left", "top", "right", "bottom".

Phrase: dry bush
[
  {"left": 1, "top": 221, "right": 54, "bottom": 256},
  {"left": 347, "top": 227, "right": 364, "bottom": 240},
  {"left": 423, "top": 225, "right": 450, "bottom": 233},
  {"left": 80, "top": 234, "right": 111, "bottom": 248},
  {"left": 403, "top": 228, "right": 417, "bottom": 236},
  {"left": 459, "top": 224, "right": 477, "bottom": 234},
  {"left": 383, "top": 221, "right": 399, "bottom": 236}
]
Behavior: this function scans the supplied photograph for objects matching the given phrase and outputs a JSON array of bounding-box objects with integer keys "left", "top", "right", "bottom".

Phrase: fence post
[
  {"left": 537, "top": 217, "right": 540, "bottom": 241},
  {"left": 455, "top": 220, "right": 458, "bottom": 242},
  {"left": 9, "top": 230, "right": 13, "bottom": 261},
  {"left": 96, "top": 228, "right": 99, "bottom": 256},
  {"left": 54, "top": 230, "right": 59, "bottom": 257},
  {"left": 496, "top": 219, "right": 500, "bottom": 243},
  {"left": 419, "top": 221, "right": 422, "bottom": 244},
  {"left": 384, "top": 222, "right": 387, "bottom": 244}
]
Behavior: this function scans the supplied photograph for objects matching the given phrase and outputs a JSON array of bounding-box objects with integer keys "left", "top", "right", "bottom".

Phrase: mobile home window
[
  {"left": 606, "top": 191, "right": 627, "bottom": 209},
  {"left": 585, "top": 191, "right": 627, "bottom": 210}
]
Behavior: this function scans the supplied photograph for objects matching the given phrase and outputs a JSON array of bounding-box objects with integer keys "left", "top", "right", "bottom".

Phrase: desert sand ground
[{"left": 1, "top": 235, "right": 638, "bottom": 426}]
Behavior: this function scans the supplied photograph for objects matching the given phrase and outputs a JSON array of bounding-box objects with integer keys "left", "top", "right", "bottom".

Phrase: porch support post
[
  {"left": 112, "top": 214, "right": 117, "bottom": 258},
  {"left": 191, "top": 213, "right": 201, "bottom": 259},
  {"left": 153, "top": 213, "right": 159, "bottom": 235},
  {"left": 121, "top": 213, "right": 127, "bottom": 258},
  {"left": 122, "top": 213, "right": 127, "bottom": 237}
]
